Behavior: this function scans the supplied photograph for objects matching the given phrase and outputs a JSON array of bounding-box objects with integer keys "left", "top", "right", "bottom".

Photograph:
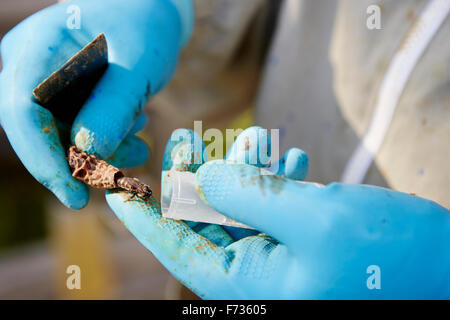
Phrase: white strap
[{"left": 340, "top": 0, "right": 450, "bottom": 184}]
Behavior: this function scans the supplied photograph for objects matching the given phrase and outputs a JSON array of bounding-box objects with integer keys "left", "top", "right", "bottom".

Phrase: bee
[{"left": 116, "top": 176, "right": 152, "bottom": 201}]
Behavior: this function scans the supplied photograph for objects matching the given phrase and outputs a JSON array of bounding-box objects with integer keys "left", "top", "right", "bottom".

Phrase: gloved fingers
[
  {"left": 128, "top": 113, "right": 148, "bottom": 136},
  {"left": 225, "top": 126, "right": 271, "bottom": 168},
  {"left": 71, "top": 63, "right": 152, "bottom": 158},
  {"left": 161, "top": 128, "right": 204, "bottom": 230},
  {"left": 220, "top": 128, "right": 308, "bottom": 240},
  {"left": 0, "top": 98, "right": 89, "bottom": 209},
  {"left": 194, "top": 160, "right": 327, "bottom": 247},
  {"left": 0, "top": 6, "right": 89, "bottom": 84},
  {"left": 224, "top": 127, "right": 272, "bottom": 239},
  {"left": 106, "top": 112, "right": 150, "bottom": 168},
  {"left": 161, "top": 128, "right": 204, "bottom": 226},
  {"left": 106, "top": 191, "right": 231, "bottom": 298},
  {"left": 107, "top": 134, "right": 149, "bottom": 169},
  {"left": 225, "top": 127, "right": 309, "bottom": 181},
  {"left": 222, "top": 226, "right": 260, "bottom": 241},
  {"left": 270, "top": 148, "right": 309, "bottom": 181},
  {"left": 0, "top": 0, "right": 184, "bottom": 211},
  {"left": 0, "top": 16, "right": 93, "bottom": 210},
  {"left": 182, "top": 221, "right": 232, "bottom": 245},
  {"left": 192, "top": 224, "right": 233, "bottom": 247},
  {"left": 162, "top": 128, "right": 205, "bottom": 172},
  {"left": 161, "top": 128, "right": 234, "bottom": 245},
  {"left": 71, "top": 0, "right": 186, "bottom": 159},
  {"left": 182, "top": 222, "right": 234, "bottom": 247},
  {"left": 225, "top": 233, "right": 282, "bottom": 274}
]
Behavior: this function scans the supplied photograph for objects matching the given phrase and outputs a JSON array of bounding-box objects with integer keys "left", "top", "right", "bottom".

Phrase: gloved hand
[
  {"left": 0, "top": 0, "right": 193, "bottom": 209},
  {"left": 107, "top": 126, "right": 450, "bottom": 299}
]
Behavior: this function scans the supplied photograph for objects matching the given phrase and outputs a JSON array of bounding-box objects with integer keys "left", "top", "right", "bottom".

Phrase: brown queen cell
[{"left": 68, "top": 146, "right": 152, "bottom": 200}]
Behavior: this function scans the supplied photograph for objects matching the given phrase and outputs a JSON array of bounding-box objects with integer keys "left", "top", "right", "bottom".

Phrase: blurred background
[{"left": 0, "top": 0, "right": 276, "bottom": 299}]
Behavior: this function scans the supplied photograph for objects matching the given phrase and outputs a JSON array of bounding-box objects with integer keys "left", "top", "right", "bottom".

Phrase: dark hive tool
[{"left": 33, "top": 33, "right": 108, "bottom": 125}]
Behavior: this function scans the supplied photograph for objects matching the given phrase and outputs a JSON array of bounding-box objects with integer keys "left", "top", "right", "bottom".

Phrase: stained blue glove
[
  {"left": 0, "top": 0, "right": 193, "bottom": 209},
  {"left": 107, "top": 126, "right": 450, "bottom": 299}
]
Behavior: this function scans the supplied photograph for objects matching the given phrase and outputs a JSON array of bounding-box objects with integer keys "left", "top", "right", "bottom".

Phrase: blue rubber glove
[
  {"left": 107, "top": 126, "right": 450, "bottom": 299},
  {"left": 0, "top": 0, "right": 193, "bottom": 209}
]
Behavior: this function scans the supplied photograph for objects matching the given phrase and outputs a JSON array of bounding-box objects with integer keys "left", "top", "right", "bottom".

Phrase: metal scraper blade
[{"left": 33, "top": 33, "right": 108, "bottom": 125}]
